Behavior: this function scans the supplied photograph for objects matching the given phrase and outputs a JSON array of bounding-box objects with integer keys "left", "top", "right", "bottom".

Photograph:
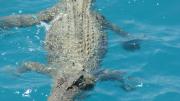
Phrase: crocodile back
[{"left": 45, "top": 0, "right": 107, "bottom": 71}]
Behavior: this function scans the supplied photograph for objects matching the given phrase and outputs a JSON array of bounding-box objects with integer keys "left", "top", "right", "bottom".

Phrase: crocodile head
[{"left": 66, "top": 69, "right": 96, "bottom": 91}]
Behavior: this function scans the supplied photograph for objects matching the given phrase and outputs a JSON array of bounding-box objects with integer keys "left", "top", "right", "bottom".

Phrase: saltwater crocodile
[{"left": 0, "top": 0, "right": 141, "bottom": 101}]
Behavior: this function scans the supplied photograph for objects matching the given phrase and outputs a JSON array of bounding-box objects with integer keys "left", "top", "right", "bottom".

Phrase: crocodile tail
[{"left": 83, "top": 0, "right": 94, "bottom": 9}]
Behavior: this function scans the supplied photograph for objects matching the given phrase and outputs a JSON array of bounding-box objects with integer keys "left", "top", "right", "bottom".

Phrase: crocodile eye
[
  {"left": 72, "top": 62, "right": 75, "bottom": 66},
  {"left": 74, "top": 75, "right": 84, "bottom": 86}
]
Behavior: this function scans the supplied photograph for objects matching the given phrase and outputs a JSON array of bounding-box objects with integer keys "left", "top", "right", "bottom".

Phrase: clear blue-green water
[{"left": 0, "top": 0, "right": 180, "bottom": 101}]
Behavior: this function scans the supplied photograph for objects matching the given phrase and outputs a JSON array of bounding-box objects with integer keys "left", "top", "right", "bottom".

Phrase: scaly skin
[
  {"left": 0, "top": 0, "right": 141, "bottom": 101},
  {"left": 44, "top": 1, "right": 107, "bottom": 100}
]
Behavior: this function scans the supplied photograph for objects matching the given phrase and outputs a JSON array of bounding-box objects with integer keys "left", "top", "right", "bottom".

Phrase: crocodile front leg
[
  {"left": 95, "top": 69, "right": 143, "bottom": 91},
  {"left": 17, "top": 61, "right": 57, "bottom": 76}
]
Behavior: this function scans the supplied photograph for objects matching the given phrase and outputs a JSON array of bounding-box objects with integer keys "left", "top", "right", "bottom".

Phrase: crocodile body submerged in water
[{"left": 0, "top": 0, "right": 141, "bottom": 101}]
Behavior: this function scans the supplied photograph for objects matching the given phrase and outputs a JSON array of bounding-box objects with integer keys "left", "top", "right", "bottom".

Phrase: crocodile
[{"left": 0, "top": 0, "right": 141, "bottom": 101}]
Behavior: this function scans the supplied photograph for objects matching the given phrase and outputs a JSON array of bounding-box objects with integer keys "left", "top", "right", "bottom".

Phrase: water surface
[{"left": 0, "top": 0, "right": 180, "bottom": 101}]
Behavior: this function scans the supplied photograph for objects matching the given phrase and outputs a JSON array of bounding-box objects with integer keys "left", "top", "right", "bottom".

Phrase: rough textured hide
[{"left": 0, "top": 0, "right": 140, "bottom": 101}]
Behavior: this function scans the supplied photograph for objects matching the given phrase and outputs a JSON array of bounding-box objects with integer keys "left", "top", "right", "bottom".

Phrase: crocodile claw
[
  {"left": 122, "top": 39, "right": 142, "bottom": 51},
  {"left": 121, "top": 76, "right": 143, "bottom": 91}
]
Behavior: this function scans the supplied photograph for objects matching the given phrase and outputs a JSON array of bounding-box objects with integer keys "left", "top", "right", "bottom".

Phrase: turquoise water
[{"left": 0, "top": 0, "right": 180, "bottom": 101}]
